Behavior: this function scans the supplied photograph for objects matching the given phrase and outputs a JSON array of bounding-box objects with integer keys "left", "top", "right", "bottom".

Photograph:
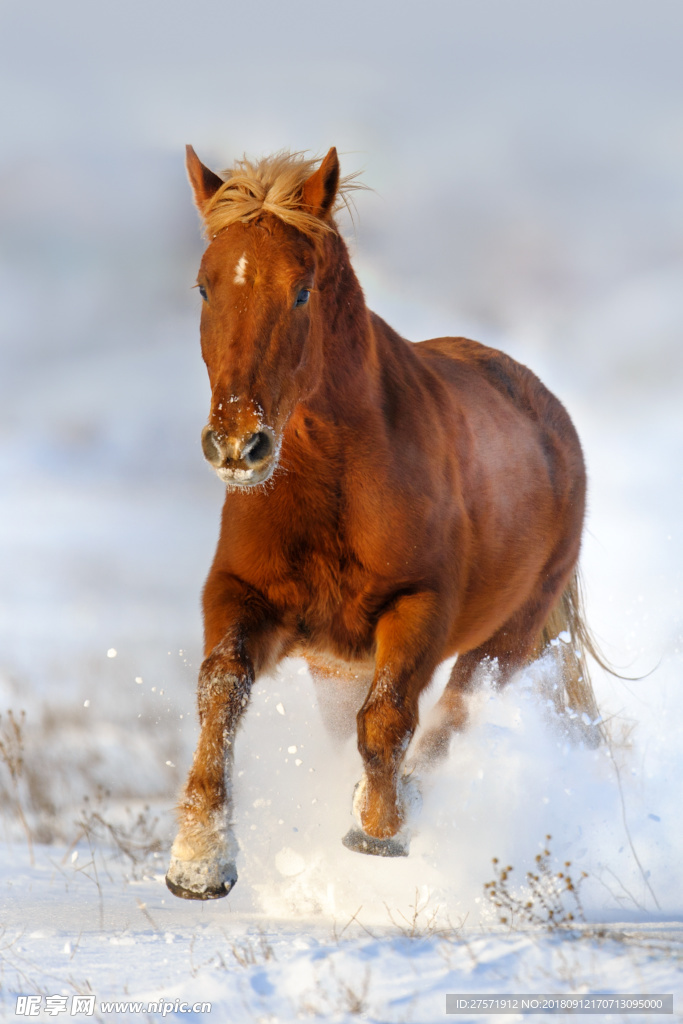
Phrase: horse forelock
[{"left": 200, "top": 150, "right": 362, "bottom": 242}]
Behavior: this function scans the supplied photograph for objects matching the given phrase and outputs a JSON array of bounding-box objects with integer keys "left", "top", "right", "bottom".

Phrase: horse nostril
[
  {"left": 242, "top": 430, "right": 274, "bottom": 465},
  {"left": 201, "top": 427, "right": 223, "bottom": 466}
]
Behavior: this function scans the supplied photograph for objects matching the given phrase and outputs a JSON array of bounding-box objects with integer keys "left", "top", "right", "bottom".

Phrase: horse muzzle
[{"left": 201, "top": 424, "right": 278, "bottom": 487}]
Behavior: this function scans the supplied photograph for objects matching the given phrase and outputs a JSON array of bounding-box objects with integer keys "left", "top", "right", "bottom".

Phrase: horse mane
[{"left": 201, "top": 150, "right": 362, "bottom": 240}]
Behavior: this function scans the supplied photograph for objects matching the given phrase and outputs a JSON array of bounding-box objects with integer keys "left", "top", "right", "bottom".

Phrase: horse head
[{"left": 186, "top": 145, "right": 341, "bottom": 488}]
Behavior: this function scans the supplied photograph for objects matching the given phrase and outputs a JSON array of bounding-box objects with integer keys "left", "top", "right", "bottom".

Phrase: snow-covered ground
[
  {"left": 1, "top": 1, "right": 682, "bottom": 1020},
  {"left": 1, "top": 841, "right": 681, "bottom": 1022}
]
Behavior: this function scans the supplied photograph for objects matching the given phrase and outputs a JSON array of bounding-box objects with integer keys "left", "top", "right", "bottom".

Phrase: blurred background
[{"left": 0, "top": 0, "right": 681, "bottom": 914}]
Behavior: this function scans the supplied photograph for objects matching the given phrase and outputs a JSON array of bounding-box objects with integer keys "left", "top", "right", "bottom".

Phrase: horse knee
[
  {"left": 197, "top": 648, "right": 253, "bottom": 725},
  {"left": 356, "top": 698, "right": 414, "bottom": 774}
]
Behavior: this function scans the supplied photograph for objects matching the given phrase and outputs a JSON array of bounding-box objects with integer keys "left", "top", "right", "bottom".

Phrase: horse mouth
[{"left": 214, "top": 460, "right": 276, "bottom": 488}]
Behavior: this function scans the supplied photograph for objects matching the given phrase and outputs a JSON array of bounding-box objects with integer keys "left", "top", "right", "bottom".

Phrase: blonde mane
[{"left": 201, "top": 151, "right": 362, "bottom": 240}]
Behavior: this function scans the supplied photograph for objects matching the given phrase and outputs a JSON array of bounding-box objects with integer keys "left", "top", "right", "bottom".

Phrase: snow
[
  {"left": 1, "top": 0, "right": 683, "bottom": 1020},
  {"left": 1, "top": 843, "right": 681, "bottom": 1022}
]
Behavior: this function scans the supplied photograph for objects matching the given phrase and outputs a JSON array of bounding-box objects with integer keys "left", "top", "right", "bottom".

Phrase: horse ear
[
  {"left": 186, "top": 145, "right": 224, "bottom": 213},
  {"left": 301, "top": 147, "right": 340, "bottom": 219}
]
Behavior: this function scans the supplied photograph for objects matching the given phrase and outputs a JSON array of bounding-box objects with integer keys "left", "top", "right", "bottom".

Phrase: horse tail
[{"left": 540, "top": 568, "right": 605, "bottom": 746}]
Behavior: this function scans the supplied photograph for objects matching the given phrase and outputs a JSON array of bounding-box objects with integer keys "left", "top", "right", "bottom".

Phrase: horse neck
[{"left": 307, "top": 231, "right": 379, "bottom": 420}]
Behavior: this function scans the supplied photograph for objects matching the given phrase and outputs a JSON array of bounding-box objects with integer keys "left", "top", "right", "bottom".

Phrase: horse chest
[
  {"left": 266, "top": 525, "right": 381, "bottom": 655},
  {"left": 225, "top": 475, "right": 428, "bottom": 656}
]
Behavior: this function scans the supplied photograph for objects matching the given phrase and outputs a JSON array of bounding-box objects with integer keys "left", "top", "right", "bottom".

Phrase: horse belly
[{"left": 444, "top": 419, "right": 580, "bottom": 654}]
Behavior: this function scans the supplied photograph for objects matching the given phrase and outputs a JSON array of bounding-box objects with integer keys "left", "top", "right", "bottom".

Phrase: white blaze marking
[{"left": 233, "top": 253, "right": 248, "bottom": 285}]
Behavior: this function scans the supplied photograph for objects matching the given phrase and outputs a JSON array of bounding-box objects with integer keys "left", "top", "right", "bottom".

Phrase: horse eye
[
  {"left": 294, "top": 289, "right": 310, "bottom": 308},
  {"left": 198, "top": 284, "right": 208, "bottom": 302}
]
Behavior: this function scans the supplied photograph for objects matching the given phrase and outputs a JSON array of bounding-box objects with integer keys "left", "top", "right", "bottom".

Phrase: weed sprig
[
  {"left": 67, "top": 787, "right": 162, "bottom": 876},
  {"left": 0, "top": 710, "right": 34, "bottom": 863},
  {"left": 484, "top": 834, "right": 587, "bottom": 930}
]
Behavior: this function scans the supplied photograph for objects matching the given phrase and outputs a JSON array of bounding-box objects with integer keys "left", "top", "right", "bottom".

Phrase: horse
[{"left": 165, "top": 146, "right": 601, "bottom": 900}]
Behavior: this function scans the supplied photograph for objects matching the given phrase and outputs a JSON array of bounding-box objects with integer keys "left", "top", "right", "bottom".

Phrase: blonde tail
[{"left": 540, "top": 569, "right": 604, "bottom": 746}]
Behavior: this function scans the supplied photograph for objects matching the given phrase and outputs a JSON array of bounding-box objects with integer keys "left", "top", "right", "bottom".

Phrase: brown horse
[{"left": 166, "top": 146, "right": 600, "bottom": 900}]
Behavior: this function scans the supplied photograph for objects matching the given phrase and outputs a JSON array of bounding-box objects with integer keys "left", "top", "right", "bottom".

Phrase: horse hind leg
[
  {"left": 409, "top": 628, "right": 536, "bottom": 772},
  {"left": 409, "top": 650, "right": 484, "bottom": 770},
  {"left": 412, "top": 569, "right": 603, "bottom": 769}
]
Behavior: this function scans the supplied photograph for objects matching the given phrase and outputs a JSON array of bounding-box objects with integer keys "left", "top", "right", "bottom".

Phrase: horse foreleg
[
  {"left": 343, "top": 591, "right": 443, "bottom": 857},
  {"left": 166, "top": 579, "right": 282, "bottom": 900},
  {"left": 166, "top": 641, "right": 250, "bottom": 899}
]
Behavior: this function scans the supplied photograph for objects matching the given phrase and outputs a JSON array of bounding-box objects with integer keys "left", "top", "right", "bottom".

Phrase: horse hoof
[
  {"left": 165, "top": 873, "right": 235, "bottom": 900},
  {"left": 342, "top": 827, "right": 409, "bottom": 857},
  {"left": 165, "top": 853, "right": 237, "bottom": 900}
]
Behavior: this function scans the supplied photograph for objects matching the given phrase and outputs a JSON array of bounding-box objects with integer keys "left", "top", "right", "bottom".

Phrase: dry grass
[
  {"left": 298, "top": 962, "right": 372, "bottom": 1019},
  {"left": 0, "top": 710, "right": 34, "bottom": 862},
  {"left": 185, "top": 928, "right": 277, "bottom": 979},
  {"left": 385, "top": 888, "right": 466, "bottom": 941},
  {"left": 66, "top": 786, "right": 163, "bottom": 876},
  {"left": 0, "top": 700, "right": 174, "bottom": 877},
  {"left": 227, "top": 929, "right": 276, "bottom": 969},
  {"left": 484, "top": 834, "right": 587, "bottom": 930}
]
